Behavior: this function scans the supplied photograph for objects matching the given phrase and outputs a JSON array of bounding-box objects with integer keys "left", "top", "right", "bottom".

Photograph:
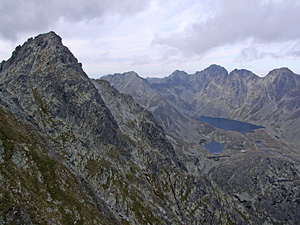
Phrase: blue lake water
[
  {"left": 197, "top": 116, "right": 264, "bottom": 134},
  {"left": 203, "top": 141, "right": 224, "bottom": 154}
]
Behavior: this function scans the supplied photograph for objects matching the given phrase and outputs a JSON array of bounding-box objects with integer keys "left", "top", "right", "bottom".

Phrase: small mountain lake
[
  {"left": 203, "top": 141, "right": 224, "bottom": 154},
  {"left": 197, "top": 116, "right": 264, "bottom": 134}
]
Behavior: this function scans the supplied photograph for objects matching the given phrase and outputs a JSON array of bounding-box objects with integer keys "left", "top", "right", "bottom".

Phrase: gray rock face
[
  {"left": 0, "top": 32, "right": 257, "bottom": 224},
  {"left": 211, "top": 153, "right": 300, "bottom": 223}
]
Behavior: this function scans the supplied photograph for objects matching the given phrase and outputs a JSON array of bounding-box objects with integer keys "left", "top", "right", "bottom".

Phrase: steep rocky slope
[{"left": 0, "top": 32, "right": 264, "bottom": 224}]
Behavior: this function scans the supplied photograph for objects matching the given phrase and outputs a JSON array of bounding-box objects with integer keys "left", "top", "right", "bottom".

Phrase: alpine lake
[{"left": 197, "top": 116, "right": 264, "bottom": 154}]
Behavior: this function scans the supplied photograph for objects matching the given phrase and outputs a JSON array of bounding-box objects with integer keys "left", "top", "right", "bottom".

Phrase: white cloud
[
  {"left": 153, "top": 0, "right": 300, "bottom": 56},
  {"left": 131, "top": 55, "right": 151, "bottom": 66},
  {"left": 0, "top": 0, "right": 150, "bottom": 40}
]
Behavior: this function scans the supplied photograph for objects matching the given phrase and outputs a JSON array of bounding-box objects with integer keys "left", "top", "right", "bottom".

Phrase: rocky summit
[{"left": 0, "top": 31, "right": 299, "bottom": 224}]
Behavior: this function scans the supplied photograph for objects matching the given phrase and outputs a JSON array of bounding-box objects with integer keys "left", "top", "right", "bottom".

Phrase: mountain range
[
  {"left": 0, "top": 31, "right": 299, "bottom": 224},
  {"left": 104, "top": 66, "right": 300, "bottom": 146}
]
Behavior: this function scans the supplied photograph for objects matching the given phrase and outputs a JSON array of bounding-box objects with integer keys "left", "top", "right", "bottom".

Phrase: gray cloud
[
  {"left": 238, "top": 46, "right": 259, "bottom": 62},
  {"left": 153, "top": 0, "right": 300, "bottom": 56},
  {"left": 289, "top": 40, "right": 300, "bottom": 57},
  {"left": 0, "top": 0, "right": 150, "bottom": 40},
  {"left": 237, "top": 46, "right": 278, "bottom": 62},
  {"left": 237, "top": 40, "right": 300, "bottom": 62}
]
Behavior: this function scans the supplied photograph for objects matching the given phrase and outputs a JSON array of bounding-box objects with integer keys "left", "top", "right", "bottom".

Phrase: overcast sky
[{"left": 0, "top": 0, "right": 300, "bottom": 78}]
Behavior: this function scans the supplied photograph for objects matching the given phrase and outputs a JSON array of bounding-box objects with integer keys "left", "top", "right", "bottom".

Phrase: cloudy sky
[{"left": 0, "top": 0, "right": 300, "bottom": 78}]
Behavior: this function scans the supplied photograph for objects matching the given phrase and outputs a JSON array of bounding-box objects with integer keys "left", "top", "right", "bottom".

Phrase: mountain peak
[
  {"left": 123, "top": 71, "right": 140, "bottom": 78},
  {"left": 195, "top": 64, "right": 228, "bottom": 78},
  {"left": 267, "top": 67, "right": 294, "bottom": 76},
  {"left": 205, "top": 64, "right": 228, "bottom": 73},
  {"left": 33, "top": 31, "right": 62, "bottom": 44},
  {"left": 170, "top": 70, "right": 188, "bottom": 76},
  {"left": 12, "top": 31, "right": 63, "bottom": 57},
  {"left": 1, "top": 31, "right": 84, "bottom": 82},
  {"left": 230, "top": 68, "right": 259, "bottom": 80},
  {"left": 264, "top": 67, "right": 297, "bottom": 83}
]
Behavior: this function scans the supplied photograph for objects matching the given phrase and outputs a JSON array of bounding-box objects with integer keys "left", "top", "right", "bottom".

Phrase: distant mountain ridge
[{"left": 104, "top": 65, "right": 300, "bottom": 146}]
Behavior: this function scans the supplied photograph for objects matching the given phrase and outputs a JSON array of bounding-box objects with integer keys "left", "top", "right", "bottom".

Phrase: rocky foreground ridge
[{"left": 0, "top": 32, "right": 299, "bottom": 224}]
